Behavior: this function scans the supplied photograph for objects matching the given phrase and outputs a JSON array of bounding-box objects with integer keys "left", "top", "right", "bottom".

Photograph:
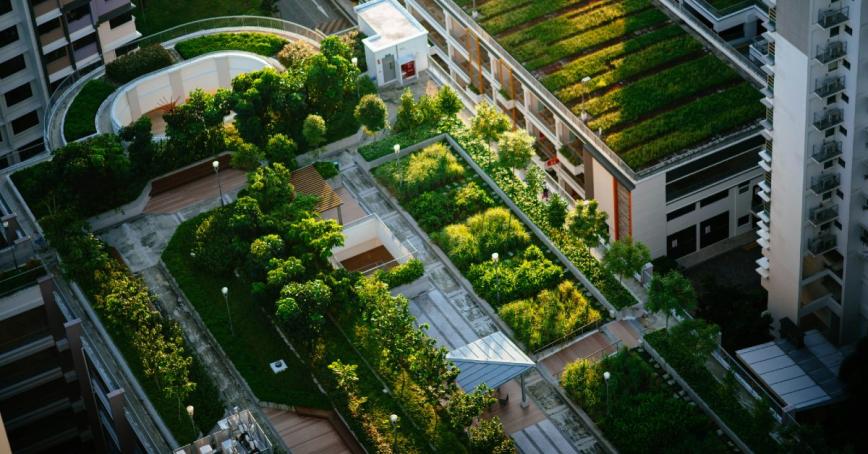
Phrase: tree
[
  {"left": 245, "top": 163, "right": 297, "bottom": 214},
  {"left": 231, "top": 69, "right": 307, "bottom": 146},
  {"left": 497, "top": 129, "right": 534, "bottom": 171},
  {"left": 468, "top": 418, "right": 517, "bottom": 454},
  {"left": 285, "top": 216, "right": 344, "bottom": 262},
  {"left": 355, "top": 94, "right": 387, "bottom": 135},
  {"left": 471, "top": 102, "right": 510, "bottom": 156},
  {"left": 277, "top": 40, "right": 316, "bottom": 69},
  {"left": 435, "top": 85, "right": 462, "bottom": 118},
  {"left": 302, "top": 114, "right": 327, "bottom": 149},
  {"left": 51, "top": 134, "right": 131, "bottom": 212},
  {"left": 275, "top": 279, "right": 333, "bottom": 337},
  {"left": 164, "top": 88, "right": 233, "bottom": 164},
  {"left": 647, "top": 270, "right": 697, "bottom": 328},
  {"left": 547, "top": 194, "right": 569, "bottom": 229},
  {"left": 120, "top": 115, "right": 155, "bottom": 175},
  {"left": 567, "top": 200, "right": 609, "bottom": 249},
  {"left": 304, "top": 48, "right": 359, "bottom": 120},
  {"left": 230, "top": 141, "right": 264, "bottom": 170},
  {"left": 393, "top": 89, "right": 421, "bottom": 132},
  {"left": 446, "top": 385, "right": 495, "bottom": 430},
  {"left": 265, "top": 133, "right": 298, "bottom": 168},
  {"left": 603, "top": 237, "right": 650, "bottom": 284}
]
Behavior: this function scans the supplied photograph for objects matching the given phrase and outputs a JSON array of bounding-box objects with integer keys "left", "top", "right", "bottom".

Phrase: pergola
[
  {"left": 290, "top": 165, "right": 343, "bottom": 222},
  {"left": 447, "top": 332, "right": 535, "bottom": 406}
]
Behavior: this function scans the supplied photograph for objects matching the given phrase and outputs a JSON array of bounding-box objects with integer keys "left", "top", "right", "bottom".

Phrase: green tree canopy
[
  {"left": 355, "top": 94, "right": 387, "bottom": 135},
  {"left": 567, "top": 200, "right": 610, "bottom": 248},
  {"left": 602, "top": 237, "right": 650, "bottom": 283},
  {"left": 265, "top": 133, "right": 298, "bottom": 168},
  {"left": 546, "top": 194, "right": 569, "bottom": 229},
  {"left": 302, "top": 114, "right": 327, "bottom": 149},
  {"left": 497, "top": 129, "right": 534, "bottom": 170},
  {"left": 435, "top": 85, "right": 463, "bottom": 118},
  {"left": 647, "top": 270, "right": 697, "bottom": 328},
  {"left": 471, "top": 102, "right": 510, "bottom": 150}
]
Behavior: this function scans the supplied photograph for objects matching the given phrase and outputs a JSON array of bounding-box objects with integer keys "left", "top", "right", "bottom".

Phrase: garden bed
[
  {"left": 134, "top": 0, "right": 262, "bottom": 36},
  {"left": 463, "top": 0, "right": 763, "bottom": 171},
  {"left": 372, "top": 140, "right": 604, "bottom": 352},
  {"left": 175, "top": 33, "right": 288, "bottom": 59},
  {"left": 64, "top": 78, "right": 115, "bottom": 142}
]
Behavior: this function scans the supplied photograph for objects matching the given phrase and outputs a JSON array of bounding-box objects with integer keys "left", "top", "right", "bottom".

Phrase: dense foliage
[
  {"left": 374, "top": 258, "right": 425, "bottom": 288},
  {"left": 105, "top": 44, "right": 174, "bottom": 84},
  {"left": 64, "top": 79, "right": 115, "bottom": 141},
  {"left": 175, "top": 32, "right": 287, "bottom": 59}
]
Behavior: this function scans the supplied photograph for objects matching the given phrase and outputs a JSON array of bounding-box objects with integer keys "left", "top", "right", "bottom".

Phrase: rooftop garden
[
  {"left": 462, "top": 0, "right": 763, "bottom": 171},
  {"left": 133, "top": 0, "right": 267, "bottom": 36}
]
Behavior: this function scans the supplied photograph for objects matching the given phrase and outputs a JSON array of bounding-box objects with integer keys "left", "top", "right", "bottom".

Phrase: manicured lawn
[
  {"left": 163, "top": 214, "right": 329, "bottom": 409},
  {"left": 134, "top": 0, "right": 261, "bottom": 36},
  {"left": 63, "top": 79, "right": 115, "bottom": 141},
  {"left": 175, "top": 33, "right": 287, "bottom": 59},
  {"left": 462, "top": 0, "right": 763, "bottom": 171}
]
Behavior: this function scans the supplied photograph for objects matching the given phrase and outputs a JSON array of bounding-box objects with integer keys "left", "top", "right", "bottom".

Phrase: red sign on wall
[{"left": 401, "top": 61, "right": 416, "bottom": 79}]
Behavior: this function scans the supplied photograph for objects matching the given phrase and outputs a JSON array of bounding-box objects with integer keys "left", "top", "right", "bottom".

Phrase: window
[
  {"left": 18, "top": 139, "right": 42, "bottom": 160},
  {"left": 45, "top": 47, "right": 66, "bottom": 63},
  {"left": 843, "top": 59, "right": 850, "bottom": 70},
  {"left": 826, "top": 95, "right": 836, "bottom": 105},
  {"left": 845, "top": 25, "right": 852, "bottom": 35},
  {"left": 66, "top": 5, "right": 91, "bottom": 23},
  {"left": 4, "top": 83, "right": 31, "bottom": 107},
  {"left": 11, "top": 111, "right": 38, "bottom": 134},
  {"left": 667, "top": 203, "right": 696, "bottom": 222},
  {"left": 700, "top": 189, "right": 729, "bottom": 207},
  {"left": 0, "top": 0, "right": 10, "bottom": 15},
  {"left": 839, "top": 126, "right": 847, "bottom": 136},
  {"left": 838, "top": 158, "right": 845, "bottom": 168},
  {"left": 738, "top": 215, "right": 750, "bottom": 226},
  {"left": 825, "top": 128, "right": 835, "bottom": 137},
  {"left": 0, "top": 25, "right": 17, "bottom": 48},
  {"left": 830, "top": 26, "right": 839, "bottom": 37},
  {"left": 842, "top": 93, "right": 849, "bottom": 103},
  {"left": 37, "top": 19, "right": 61, "bottom": 35},
  {"left": 109, "top": 12, "right": 132, "bottom": 29},
  {"left": 0, "top": 55, "right": 25, "bottom": 78}
]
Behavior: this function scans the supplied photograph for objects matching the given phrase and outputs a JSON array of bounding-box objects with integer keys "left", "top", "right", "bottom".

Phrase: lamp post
[
  {"left": 389, "top": 414, "right": 399, "bottom": 453},
  {"left": 491, "top": 252, "right": 499, "bottom": 305},
  {"left": 2, "top": 221, "right": 17, "bottom": 269},
  {"left": 351, "top": 57, "right": 360, "bottom": 99},
  {"left": 186, "top": 405, "right": 200, "bottom": 438},
  {"left": 221, "top": 286, "right": 233, "bottom": 335},
  {"left": 580, "top": 76, "right": 591, "bottom": 122},
  {"left": 394, "top": 144, "right": 402, "bottom": 188},
  {"left": 603, "top": 371, "right": 611, "bottom": 416},
  {"left": 212, "top": 160, "right": 225, "bottom": 207}
]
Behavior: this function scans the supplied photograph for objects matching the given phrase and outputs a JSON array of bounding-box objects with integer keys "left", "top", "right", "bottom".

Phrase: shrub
[
  {"left": 499, "top": 280, "right": 602, "bottom": 351},
  {"left": 175, "top": 32, "right": 287, "bottom": 59},
  {"left": 192, "top": 208, "right": 250, "bottom": 276},
  {"left": 453, "top": 181, "right": 495, "bottom": 219},
  {"left": 230, "top": 141, "right": 264, "bottom": 170},
  {"left": 64, "top": 79, "right": 115, "bottom": 141},
  {"left": 313, "top": 161, "right": 338, "bottom": 179},
  {"left": 105, "top": 44, "right": 173, "bottom": 84},
  {"left": 302, "top": 114, "right": 327, "bottom": 149},
  {"left": 467, "top": 245, "right": 563, "bottom": 305},
  {"left": 355, "top": 94, "right": 387, "bottom": 134},
  {"left": 277, "top": 40, "right": 317, "bottom": 69},
  {"left": 264, "top": 133, "right": 298, "bottom": 168},
  {"left": 436, "top": 207, "right": 530, "bottom": 269},
  {"left": 469, "top": 417, "right": 516, "bottom": 454},
  {"left": 374, "top": 259, "right": 424, "bottom": 288},
  {"left": 399, "top": 143, "right": 465, "bottom": 197}
]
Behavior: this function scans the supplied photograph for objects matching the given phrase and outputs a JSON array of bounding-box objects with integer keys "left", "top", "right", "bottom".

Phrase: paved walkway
[
  {"left": 262, "top": 407, "right": 353, "bottom": 454},
  {"left": 340, "top": 159, "right": 602, "bottom": 453},
  {"left": 144, "top": 169, "right": 247, "bottom": 214}
]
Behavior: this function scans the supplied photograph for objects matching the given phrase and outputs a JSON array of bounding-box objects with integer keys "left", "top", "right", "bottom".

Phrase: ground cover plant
[
  {"left": 561, "top": 349, "right": 731, "bottom": 453},
  {"left": 134, "top": 0, "right": 263, "bottom": 35},
  {"left": 64, "top": 79, "right": 115, "bottom": 141},
  {"left": 105, "top": 44, "right": 174, "bottom": 84},
  {"left": 462, "top": 0, "right": 763, "bottom": 170},
  {"left": 175, "top": 32, "right": 288, "bottom": 59}
]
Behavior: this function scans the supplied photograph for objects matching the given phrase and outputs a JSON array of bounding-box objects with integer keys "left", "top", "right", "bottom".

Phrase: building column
[
  {"left": 65, "top": 320, "right": 108, "bottom": 454},
  {"left": 108, "top": 389, "right": 135, "bottom": 454},
  {"left": 38, "top": 276, "right": 65, "bottom": 341}
]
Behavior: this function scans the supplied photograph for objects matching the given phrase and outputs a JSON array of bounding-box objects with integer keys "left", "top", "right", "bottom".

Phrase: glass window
[
  {"left": 0, "top": 55, "right": 25, "bottom": 78},
  {"left": 11, "top": 111, "right": 38, "bottom": 134},
  {"left": 4, "top": 83, "right": 31, "bottom": 107}
]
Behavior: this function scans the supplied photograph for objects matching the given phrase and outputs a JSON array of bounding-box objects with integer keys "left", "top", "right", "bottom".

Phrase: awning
[{"left": 447, "top": 332, "right": 534, "bottom": 392}]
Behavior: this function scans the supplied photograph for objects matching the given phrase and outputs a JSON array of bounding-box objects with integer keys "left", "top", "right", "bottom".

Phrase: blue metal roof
[{"left": 447, "top": 332, "right": 534, "bottom": 392}]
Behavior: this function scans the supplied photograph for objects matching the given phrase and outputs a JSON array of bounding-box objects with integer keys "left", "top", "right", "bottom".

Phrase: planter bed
[
  {"left": 64, "top": 78, "right": 115, "bottom": 142},
  {"left": 175, "top": 32, "right": 288, "bottom": 59}
]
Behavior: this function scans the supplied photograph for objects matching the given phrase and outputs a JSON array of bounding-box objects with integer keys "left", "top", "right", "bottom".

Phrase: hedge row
[
  {"left": 64, "top": 78, "right": 115, "bottom": 141},
  {"left": 481, "top": 0, "right": 595, "bottom": 36},
  {"left": 524, "top": 8, "right": 668, "bottom": 70},
  {"left": 105, "top": 44, "right": 174, "bottom": 84},
  {"left": 175, "top": 32, "right": 288, "bottom": 59}
]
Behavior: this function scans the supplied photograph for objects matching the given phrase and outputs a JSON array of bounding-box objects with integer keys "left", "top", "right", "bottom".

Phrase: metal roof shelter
[
  {"left": 736, "top": 341, "right": 831, "bottom": 410},
  {"left": 290, "top": 165, "right": 343, "bottom": 219},
  {"left": 447, "top": 332, "right": 535, "bottom": 405}
]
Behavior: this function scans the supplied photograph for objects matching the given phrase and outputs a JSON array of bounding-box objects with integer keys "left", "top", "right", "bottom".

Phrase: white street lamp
[
  {"left": 394, "top": 144, "right": 402, "bottom": 187},
  {"left": 389, "top": 414, "right": 399, "bottom": 452},
  {"left": 603, "top": 371, "right": 611, "bottom": 416},
  {"left": 2, "top": 221, "right": 16, "bottom": 269},
  {"left": 580, "top": 76, "right": 592, "bottom": 122},
  {"left": 492, "top": 252, "right": 500, "bottom": 305},
  {"left": 186, "top": 405, "right": 197, "bottom": 437},
  {"left": 221, "top": 286, "right": 233, "bottom": 335},
  {"left": 212, "top": 160, "right": 224, "bottom": 207}
]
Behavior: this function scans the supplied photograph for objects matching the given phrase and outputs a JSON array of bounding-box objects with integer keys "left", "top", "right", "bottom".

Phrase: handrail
[
  {"left": 688, "top": 0, "right": 766, "bottom": 19},
  {"left": 128, "top": 15, "right": 325, "bottom": 49},
  {"left": 532, "top": 319, "right": 603, "bottom": 357}
]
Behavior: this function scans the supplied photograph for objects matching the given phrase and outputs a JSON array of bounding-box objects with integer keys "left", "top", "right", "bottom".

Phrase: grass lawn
[
  {"left": 162, "top": 214, "right": 330, "bottom": 409},
  {"left": 134, "top": 0, "right": 262, "bottom": 36},
  {"left": 63, "top": 79, "right": 115, "bottom": 141}
]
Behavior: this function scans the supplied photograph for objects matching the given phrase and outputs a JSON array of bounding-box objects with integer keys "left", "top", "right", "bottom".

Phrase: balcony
[
  {"left": 31, "top": 0, "right": 59, "bottom": 20},
  {"left": 811, "top": 141, "right": 842, "bottom": 164},
  {"left": 818, "top": 7, "right": 848, "bottom": 29},
  {"left": 45, "top": 53, "right": 71, "bottom": 76},
  {"left": 815, "top": 41, "right": 846, "bottom": 64},
  {"left": 557, "top": 142, "right": 583, "bottom": 175},
  {"left": 808, "top": 204, "right": 838, "bottom": 227},
  {"left": 808, "top": 234, "right": 836, "bottom": 255},
  {"left": 73, "top": 41, "right": 98, "bottom": 65},
  {"left": 813, "top": 108, "right": 843, "bottom": 131},
  {"left": 810, "top": 173, "right": 839, "bottom": 195},
  {"left": 38, "top": 24, "right": 65, "bottom": 48},
  {"left": 814, "top": 76, "right": 844, "bottom": 97}
]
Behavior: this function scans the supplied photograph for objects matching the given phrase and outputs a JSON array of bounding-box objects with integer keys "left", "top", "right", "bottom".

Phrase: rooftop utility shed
[{"left": 355, "top": 0, "right": 429, "bottom": 86}]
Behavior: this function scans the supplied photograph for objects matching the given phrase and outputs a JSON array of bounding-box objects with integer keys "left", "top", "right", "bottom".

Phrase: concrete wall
[
  {"left": 331, "top": 215, "right": 412, "bottom": 267},
  {"left": 110, "top": 52, "right": 273, "bottom": 132}
]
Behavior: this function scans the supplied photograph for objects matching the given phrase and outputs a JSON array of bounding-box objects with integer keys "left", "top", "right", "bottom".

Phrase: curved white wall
[{"left": 110, "top": 51, "right": 275, "bottom": 133}]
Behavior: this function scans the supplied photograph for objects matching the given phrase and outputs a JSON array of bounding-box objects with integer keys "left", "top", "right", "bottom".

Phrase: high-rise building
[
  {"left": 0, "top": 0, "right": 139, "bottom": 167},
  {"left": 754, "top": 0, "right": 867, "bottom": 344}
]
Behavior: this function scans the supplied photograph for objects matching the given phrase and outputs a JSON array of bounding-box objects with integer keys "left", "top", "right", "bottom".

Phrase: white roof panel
[
  {"left": 737, "top": 342, "right": 831, "bottom": 410},
  {"left": 447, "top": 332, "right": 534, "bottom": 392}
]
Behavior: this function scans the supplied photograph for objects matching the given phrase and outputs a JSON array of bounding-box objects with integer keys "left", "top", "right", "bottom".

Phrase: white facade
[
  {"left": 356, "top": 0, "right": 429, "bottom": 87},
  {"left": 759, "top": 0, "right": 868, "bottom": 344}
]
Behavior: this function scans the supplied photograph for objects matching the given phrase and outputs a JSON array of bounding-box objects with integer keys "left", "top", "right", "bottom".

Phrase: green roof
[{"left": 461, "top": 0, "right": 763, "bottom": 171}]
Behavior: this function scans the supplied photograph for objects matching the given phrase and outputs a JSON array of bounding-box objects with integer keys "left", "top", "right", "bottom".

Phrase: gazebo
[{"left": 447, "top": 332, "right": 535, "bottom": 406}]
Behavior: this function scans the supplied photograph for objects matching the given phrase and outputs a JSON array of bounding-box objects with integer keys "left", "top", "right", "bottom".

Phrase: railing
[
  {"left": 817, "top": 6, "right": 848, "bottom": 29},
  {"left": 816, "top": 41, "right": 846, "bottom": 63},
  {"left": 814, "top": 76, "right": 844, "bottom": 97},
  {"left": 129, "top": 16, "right": 325, "bottom": 49},
  {"left": 532, "top": 319, "right": 603, "bottom": 358},
  {"left": 808, "top": 234, "right": 836, "bottom": 255},
  {"left": 689, "top": 0, "right": 766, "bottom": 18},
  {"left": 813, "top": 108, "right": 843, "bottom": 131},
  {"left": 808, "top": 204, "right": 837, "bottom": 226},
  {"left": 811, "top": 141, "right": 841, "bottom": 163},
  {"left": 810, "top": 173, "right": 839, "bottom": 195}
]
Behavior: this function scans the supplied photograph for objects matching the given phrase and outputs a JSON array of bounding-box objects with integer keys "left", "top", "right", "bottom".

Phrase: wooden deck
[
  {"left": 482, "top": 380, "right": 546, "bottom": 435},
  {"left": 540, "top": 332, "right": 615, "bottom": 378},
  {"left": 339, "top": 245, "right": 395, "bottom": 273},
  {"left": 262, "top": 407, "right": 353, "bottom": 454},
  {"left": 143, "top": 168, "right": 247, "bottom": 213}
]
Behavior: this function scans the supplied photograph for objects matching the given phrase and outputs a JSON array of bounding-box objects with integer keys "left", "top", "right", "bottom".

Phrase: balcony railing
[
  {"left": 811, "top": 141, "right": 842, "bottom": 164},
  {"left": 808, "top": 204, "right": 838, "bottom": 226},
  {"left": 32, "top": 0, "right": 59, "bottom": 18},
  {"left": 818, "top": 7, "right": 848, "bottom": 29},
  {"left": 813, "top": 108, "right": 843, "bottom": 131},
  {"left": 810, "top": 173, "right": 840, "bottom": 195},
  {"left": 808, "top": 234, "right": 836, "bottom": 255},
  {"left": 45, "top": 53, "right": 72, "bottom": 75},
  {"left": 38, "top": 24, "right": 64, "bottom": 47},
  {"left": 815, "top": 76, "right": 844, "bottom": 97},
  {"left": 816, "top": 41, "right": 846, "bottom": 64},
  {"left": 73, "top": 41, "right": 98, "bottom": 63}
]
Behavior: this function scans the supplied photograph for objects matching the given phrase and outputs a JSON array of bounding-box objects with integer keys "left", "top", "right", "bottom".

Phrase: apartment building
[
  {"left": 0, "top": 0, "right": 139, "bottom": 167},
  {"left": 401, "top": 0, "right": 766, "bottom": 264},
  {"left": 0, "top": 274, "right": 153, "bottom": 452},
  {"left": 753, "top": 0, "right": 868, "bottom": 345}
]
